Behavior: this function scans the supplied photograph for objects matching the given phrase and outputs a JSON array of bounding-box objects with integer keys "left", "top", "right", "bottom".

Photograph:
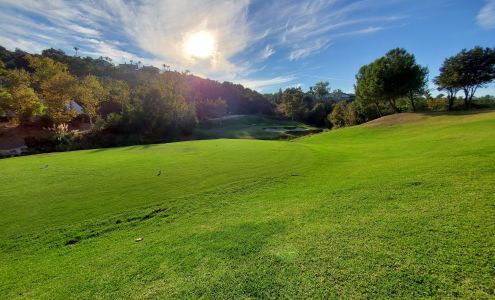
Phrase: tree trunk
[
  {"left": 463, "top": 89, "right": 470, "bottom": 110},
  {"left": 388, "top": 98, "right": 399, "bottom": 113},
  {"left": 374, "top": 101, "right": 382, "bottom": 117},
  {"left": 89, "top": 117, "right": 93, "bottom": 126},
  {"left": 447, "top": 96, "right": 454, "bottom": 110},
  {"left": 409, "top": 92, "right": 416, "bottom": 112}
]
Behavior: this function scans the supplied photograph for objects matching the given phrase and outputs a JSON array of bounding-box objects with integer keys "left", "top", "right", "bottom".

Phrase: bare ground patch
[{"left": 363, "top": 113, "right": 427, "bottom": 127}]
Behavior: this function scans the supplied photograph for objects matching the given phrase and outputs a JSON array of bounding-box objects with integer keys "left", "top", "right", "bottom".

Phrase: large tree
[
  {"left": 405, "top": 64, "right": 429, "bottom": 112},
  {"left": 381, "top": 48, "right": 428, "bottom": 112},
  {"left": 75, "top": 75, "right": 108, "bottom": 126},
  {"left": 434, "top": 56, "right": 461, "bottom": 110},
  {"left": 355, "top": 60, "right": 386, "bottom": 117},
  {"left": 455, "top": 46, "right": 495, "bottom": 109},
  {"left": 355, "top": 49, "right": 428, "bottom": 115},
  {"left": 0, "top": 62, "right": 44, "bottom": 124},
  {"left": 27, "top": 55, "right": 78, "bottom": 123},
  {"left": 278, "top": 87, "right": 306, "bottom": 120}
]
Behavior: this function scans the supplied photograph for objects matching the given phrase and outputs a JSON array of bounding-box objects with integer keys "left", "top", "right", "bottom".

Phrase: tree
[
  {"left": 195, "top": 97, "right": 227, "bottom": 120},
  {"left": 434, "top": 56, "right": 461, "bottom": 110},
  {"left": 278, "top": 87, "right": 306, "bottom": 120},
  {"left": 329, "top": 101, "right": 346, "bottom": 128},
  {"left": 131, "top": 79, "right": 195, "bottom": 136},
  {"left": 106, "top": 79, "right": 131, "bottom": 113},
  {"left": 0, "top": 62, "right": 44, "bottom": 124},
  {"left": 345, "top": 101, "right": 360, "bottom": 126},
  {"left": 381, "top": 48, "right": 427, "bottom": 112},
  {"left": 76, "top": 75, "right": 107, "bottom": 126},
  {"left": 304, "top": 101, "right": 330, "bottom": 126},
  {"left": 28, "top": 55, "right": 78, "bottom": 123},
  {"left": 311, "top": 81, "right": 330, "bottom": 100},
  {"left": 328, "top": 101, "right": 359, "bottom": 128},
  {"left": 405, "top": 65, "right": 428, "bottom": 112},
  {"left": 355, "top": 61, "right": 386, "bottom": 117},
  {"left": 455, "top": 46, "right": 495, "bottom": 109}
]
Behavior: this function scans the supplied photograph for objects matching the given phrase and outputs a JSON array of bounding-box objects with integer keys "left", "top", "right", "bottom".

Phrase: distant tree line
[
  {"left": 334, "top": 46, "right": 494, "bottom": 128},
  {"left": 1, "top": 44, "right": 494, "bottom": 152},
  {"left": 262, "top": 46, "right": 494, "bottom": 130}
]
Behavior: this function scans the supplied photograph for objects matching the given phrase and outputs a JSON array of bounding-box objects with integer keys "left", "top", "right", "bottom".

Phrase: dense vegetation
[
  {"left": 1, "top": 110, "right": 494, "bottom": 298},
  {"left": 1, "top": 45, "right": 494, "bottom": 155},
  {"left": 265, "top": 46, "right": 495, "bottom": 129},
  {"left": 0, "top": 46, "right": 272, "bottom": 150}
]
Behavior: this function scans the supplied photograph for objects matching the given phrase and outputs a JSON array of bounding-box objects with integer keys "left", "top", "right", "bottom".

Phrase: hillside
[{"left": 0, "top": 111, "right": 494, "bottom": 298}]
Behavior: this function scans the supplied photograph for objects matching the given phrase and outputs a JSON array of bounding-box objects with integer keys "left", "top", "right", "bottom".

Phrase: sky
[{"left": 0, "top": 0, "right": 494, "bottom": 95}]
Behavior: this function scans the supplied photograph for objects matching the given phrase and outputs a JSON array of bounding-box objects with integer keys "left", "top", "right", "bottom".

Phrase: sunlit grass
[{"left": 0, "top": 111, "right": 494, "bottom": 298}]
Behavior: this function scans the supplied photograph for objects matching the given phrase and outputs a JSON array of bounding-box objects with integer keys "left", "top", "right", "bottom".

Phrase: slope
[{"left": 0, "top": 111, "right": 494, "bottom": 299}]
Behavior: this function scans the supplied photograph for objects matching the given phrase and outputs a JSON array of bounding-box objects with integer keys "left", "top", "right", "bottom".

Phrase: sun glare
[{"left": 183, "top": 31, "right": 215, "bottom": 59}]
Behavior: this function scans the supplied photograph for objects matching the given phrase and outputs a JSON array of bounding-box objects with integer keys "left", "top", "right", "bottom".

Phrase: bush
[
  {"left": 328, "top": 101, "right": 360, "bottom": 129},
  {"left": 24, "top": 135, "right": 58, "bottom": 153},
  {"left": 304, "top": 102, "right": 331, "bottom": 127},
  {"left": 426, "top": 98, "right": 447, "bottom": 111}
]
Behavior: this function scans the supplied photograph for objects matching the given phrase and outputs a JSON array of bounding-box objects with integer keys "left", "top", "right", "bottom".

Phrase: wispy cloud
[
  {"left": 238, "top": 75, "right": 295, "bottom": 91},
  {"left": 289, "top": 39, "right": 330, "bottom": 61},
  {"left": 250, "top": 0, "right": 401, "bottom": 61},
  {"left": 0, "top": 0, "right": 407, "bottom": 91},
  {"left": 336, "top": 26, "right": 384, "bottom": 37},
  {"left": 260, "top": 45, "right": 275, "bottom": 59},
  {"left": 477, "top": 0, "right": 495, "bottom": 29}
]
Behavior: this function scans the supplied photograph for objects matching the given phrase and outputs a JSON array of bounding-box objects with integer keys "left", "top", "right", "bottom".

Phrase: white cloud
[
  {"left": 0, "top": 0, "right": 404, "bottom": 88},
  {"left": 251, "top": 0, "right": 398, "bottom": 61},
  {"left": 477, "top": 0, "right": 495, "bottom": 29},
  {"left": 336, "top": 26, "right": 384, "bottom": 37},
  {"left": 238, "top": 75, "right": 295, "bottom": 91},
  {"left": 289, "top": 39, "right": 330, "bottom": 61},
  {"left": 260, "top": 45, "right": 275, "bottom": 59},
  {"left": 0, "top": 35, "right": 46, "bottom": 53}
]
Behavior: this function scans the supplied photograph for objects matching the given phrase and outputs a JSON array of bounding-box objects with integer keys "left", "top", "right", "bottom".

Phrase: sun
[{"left": 183, "top": 31, "right": 215, "bottom": 59}]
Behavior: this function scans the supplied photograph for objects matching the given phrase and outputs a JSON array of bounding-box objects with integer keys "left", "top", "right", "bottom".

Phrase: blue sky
[{"left": 0, "top": 0, "right": 494, "bottom": 95}]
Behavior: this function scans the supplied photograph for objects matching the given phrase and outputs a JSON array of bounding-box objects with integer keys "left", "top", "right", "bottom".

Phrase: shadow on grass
[{"left": 87, "top": 143, "right": 158, "bottom": 153}]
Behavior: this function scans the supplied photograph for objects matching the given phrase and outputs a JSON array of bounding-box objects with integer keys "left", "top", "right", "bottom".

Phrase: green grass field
[
  {"left": 193, "top": 115, "right": 321, "bottom": 140},
  {"left": 0, "top": 111, "right": 494, "bottom": 299}
]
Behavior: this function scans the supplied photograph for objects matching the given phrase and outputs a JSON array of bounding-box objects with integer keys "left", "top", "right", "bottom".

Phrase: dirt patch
[{"left": 364, "top": 113, "right": 427, "bottom": 127}]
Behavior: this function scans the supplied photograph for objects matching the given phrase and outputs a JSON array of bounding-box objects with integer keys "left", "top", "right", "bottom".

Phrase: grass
[
  {"left": 193, "top": 115, "right": 321, "bottom": 140},
  {"left": 0, "top": 110, "right": 494, "bottom": 299}
]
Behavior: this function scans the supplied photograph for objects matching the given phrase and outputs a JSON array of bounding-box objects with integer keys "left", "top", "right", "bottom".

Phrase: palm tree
[{"left": 73, "top": 47, "right": 79, "bottom": 56}]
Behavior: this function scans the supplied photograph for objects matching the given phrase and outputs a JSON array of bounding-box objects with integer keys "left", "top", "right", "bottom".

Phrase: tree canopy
[
  {"left": 435, "top": 46, "right": 495, "bottom": 109},
  {"left": 355, "top": 48, "right": 428, "bottom": 113}
]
